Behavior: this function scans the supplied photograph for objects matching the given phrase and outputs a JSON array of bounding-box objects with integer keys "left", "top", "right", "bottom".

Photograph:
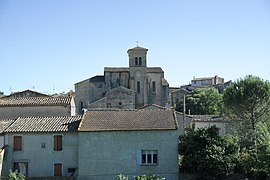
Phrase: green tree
[
  {"left": 179, "top": 125, "right": 239, "bottom": 179},
  {"left": 239, "top": 122, "right": 270, "bottom": 179},
  {"left": 176, "top": 88, "right": 223, "bottom": 115},
  {"left": 223, "top": 75, "right": 270, "bottom": 147}
]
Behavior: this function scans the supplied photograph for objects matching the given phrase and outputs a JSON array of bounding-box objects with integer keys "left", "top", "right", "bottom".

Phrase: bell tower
[{"left": 127, "top": 46, "right": 148, "bottom": 108}]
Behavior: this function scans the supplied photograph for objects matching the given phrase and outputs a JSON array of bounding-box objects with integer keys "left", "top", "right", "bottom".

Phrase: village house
[
  {"left": 78, "top": 109, "right": 179, "bottom": 180},
  {"left": 192, "top": 115, "right": 233, "bottom": 136},
  {"left": 0, "top": 108, "right": 179, "bottom": 179},
  {"left": 1, "top": 89, "right": 49, "bottom": 99},
  {"left": 0, "top": 96, "right": 76, "bottom": 119},
  {"left": 1, "top": 116, "right": 82, "bottom": 177}
]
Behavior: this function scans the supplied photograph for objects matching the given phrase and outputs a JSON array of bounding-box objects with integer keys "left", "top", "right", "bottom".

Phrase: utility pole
[{"left": 183, "top": 94, "right": 186, "bottom": 130}]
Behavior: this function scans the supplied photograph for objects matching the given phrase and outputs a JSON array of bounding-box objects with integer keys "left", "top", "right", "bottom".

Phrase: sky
[{"left": 0, "top": 0, "right": 270, "bottom": 95}]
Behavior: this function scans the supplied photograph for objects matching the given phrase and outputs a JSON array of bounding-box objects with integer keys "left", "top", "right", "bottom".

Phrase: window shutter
[
  {"left": 54, "top": 136, "right": 57, "bottom": 150},
  {"left": 54, "top": 135, "right": 62, "bottom": 151},
  {"left": 58, "top": 136, "right": 62, "bottom": 151},
  {"left": 136, "top": 150, "right": 142, "bottom": 165},
  {"left": 14, "top": 136, "right": 22, "bottom": 151}
]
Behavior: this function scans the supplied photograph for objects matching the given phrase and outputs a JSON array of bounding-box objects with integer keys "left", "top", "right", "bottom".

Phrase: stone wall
[
  {"left": 74, "top": 79, "right": 106, "bottom": 114},
  {"left": 147, "top": 72, "right": 164, "bottom": 106},
  {"left": 88, "top": 86, "right": 135, "bottom": 109},
  {"left": 104, "top": 71, "right": 130, "bottom": 89}
]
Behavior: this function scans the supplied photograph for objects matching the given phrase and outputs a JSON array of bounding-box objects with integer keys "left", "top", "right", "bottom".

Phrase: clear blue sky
[{"left": 1, "top": 0, "right": 269, "bottom": 95}]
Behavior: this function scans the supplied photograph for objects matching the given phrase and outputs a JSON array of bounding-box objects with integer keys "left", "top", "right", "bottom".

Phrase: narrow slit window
[
  {"left": 152, "top": 81, "right": 156, "bottom": 93},
  {"left": 137, "top": 81, "right": 141, "bottom": 93}
]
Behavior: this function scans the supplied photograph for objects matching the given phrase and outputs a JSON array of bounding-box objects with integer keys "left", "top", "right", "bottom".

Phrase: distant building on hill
[
  {"left": 191, "top": 75, "right": 224, "bottom": 87},
  {"left": 170, "top": 75, "right": 232, "bottom": 107}
]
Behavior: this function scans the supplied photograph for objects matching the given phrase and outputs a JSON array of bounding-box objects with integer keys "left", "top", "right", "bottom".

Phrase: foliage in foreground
[
  {"left": 118, "top": 174, "right": 165, "bottom": 180},
  {"left": 179, "top": 125, "right": 240, "bottom": 179},
  {"left": 179, "top": 122, "right": 270, "bottom": 179},
  {"left": 8, "top": 170, "right": 25, "bottom": 180},
  {"left": 118, "top": 174, "right": 129, "bottom": 180},
  {"left": 237, "top": 122, "right": 270, "bottom": 179},
  {"left": 134, "top": 174, "right": 165, "bottom": 180}
]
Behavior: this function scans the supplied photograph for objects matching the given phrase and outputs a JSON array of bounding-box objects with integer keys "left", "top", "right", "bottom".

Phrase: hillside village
[{"left": 0, "top": 46, "right": 247, "bottom": 179}]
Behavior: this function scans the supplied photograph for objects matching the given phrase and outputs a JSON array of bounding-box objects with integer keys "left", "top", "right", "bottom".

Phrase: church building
[{"left": 74, "top": 46, "right": 169, "bottom": 114}]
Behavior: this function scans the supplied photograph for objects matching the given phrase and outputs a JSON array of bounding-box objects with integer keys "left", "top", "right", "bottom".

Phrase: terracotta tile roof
[
  {"left": 0, "top": 96, "right": 72, "bottom": 107},
  {"left": 0, "top": 119, "right": 15, "bottom": 133},
  {"left": 127, "top": 46, "right": 148, "bottom": 52},
  {"left": 5, "top": 116, "right": 82, "bottom": 133},
  {"left": 79, "top": 109, "right": 177, "bottom": 132}
]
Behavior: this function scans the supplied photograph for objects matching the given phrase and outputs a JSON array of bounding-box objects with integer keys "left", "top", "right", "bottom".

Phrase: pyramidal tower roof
[{"left": 127, "top": 45, "right": 148, "bottom": 53}]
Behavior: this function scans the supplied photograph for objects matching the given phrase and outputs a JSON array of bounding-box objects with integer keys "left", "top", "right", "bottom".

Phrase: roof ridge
[{"left": 15, "top": 115, "right": 82, "bottom": 119}]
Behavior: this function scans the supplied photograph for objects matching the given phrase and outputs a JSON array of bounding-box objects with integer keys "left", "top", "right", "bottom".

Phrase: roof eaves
[{"left": 78, "top": 128, "right": 177, "bottom": 132}]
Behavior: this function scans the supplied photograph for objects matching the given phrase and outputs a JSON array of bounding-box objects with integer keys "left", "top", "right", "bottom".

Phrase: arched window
[
  {"left": 135, "top": 57, "right": 138, "bottom": 66},
  {"left": 137, "top": 81, "right": 141, "bottom": 93},
  {"left": 152, "top": 81, "right": 156, "bottom": 93},
  {"left": 139, "top": 57, "right": 142, "bottom": 66}
]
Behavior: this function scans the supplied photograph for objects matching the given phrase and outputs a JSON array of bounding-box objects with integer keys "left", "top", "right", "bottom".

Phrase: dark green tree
[
  {"left": 176, "top": 88, "right": 223, "bottom": 115},
  {"left": 223, "top": 75, "right": 270, "bottom": 147},
  {"left": 239, "top": 122, "right": 270, "bottom": 179},
  {"left": 179, "top": 125, "right": 239, "bottom": 179}
]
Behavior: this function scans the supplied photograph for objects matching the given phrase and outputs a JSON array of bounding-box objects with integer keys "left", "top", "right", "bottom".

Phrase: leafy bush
[
  {"left": 8, "top": 170, "right": 25, "bottom": 180},
  {"left": 118, "top": 174, "right": 129, "bottom": 180},
  {"left": 134, "top": 174, "right": 165, "bottom": 180},
  {"left": 118, "top": 174, "right": 165, "bottom": 180}
]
